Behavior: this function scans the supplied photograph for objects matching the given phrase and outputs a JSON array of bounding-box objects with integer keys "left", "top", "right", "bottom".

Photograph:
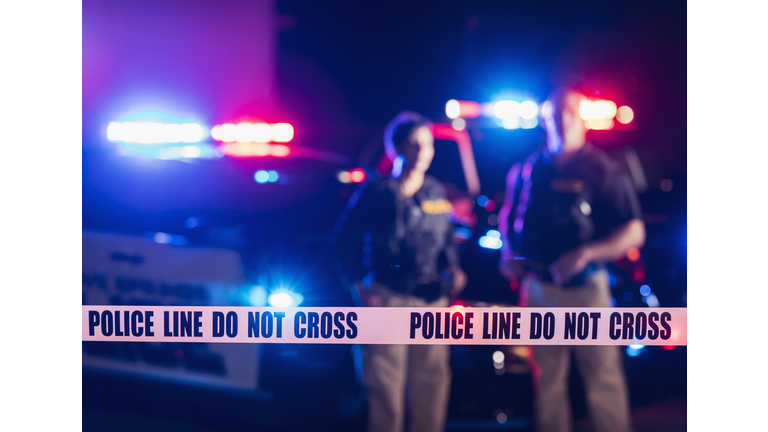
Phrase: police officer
[
  {"left": 334, "top": 111, "right": 467, "bottom": 432},
  {"left": 498, "top": 87, "right": 644, "bottom": 432}
]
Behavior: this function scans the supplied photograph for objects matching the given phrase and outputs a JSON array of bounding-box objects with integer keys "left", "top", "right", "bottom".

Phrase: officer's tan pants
[
  {"left": 362, "top": 288, "right": 450, "bottom": 432},
  {"left": 520, "top": 272, "right": 634, "bottom": 432}
]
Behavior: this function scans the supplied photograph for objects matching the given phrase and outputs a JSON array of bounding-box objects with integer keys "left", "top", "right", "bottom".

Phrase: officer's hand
[
  {"left": 499, "top": 250, "right": 526, "bottom": 281},
  {"left": 354, "top": 281, "right": 383, "bottom": 307},
  {"left": 447, "top": 265, "right": 468, "bottom": 298},
  {"left": 548, "top": 246, "right": 591, "bottom": 285}
]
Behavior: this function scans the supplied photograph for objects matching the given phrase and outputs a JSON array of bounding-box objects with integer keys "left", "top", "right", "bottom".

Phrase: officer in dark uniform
[
  {"left": 498, "top": 87, "right": 645, "bottom": 432},
  {"left": 334, "top": 111, "right": 467, "bottom": 432}
]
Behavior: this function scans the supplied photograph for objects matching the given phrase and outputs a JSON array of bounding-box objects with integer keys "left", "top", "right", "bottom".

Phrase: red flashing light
[
  {"left": 349, "top": 169, "right": 366, "bottom": 183},
  {"left": 270, "top": 144, "right": 291, "bottom": 157},
  {"left": 580, "top": 99, "right": 618, "bottom": 130},
  {"left": 338, "top": 168, "right": 367, "bottom": 184},
  {"left": 212, "top": 122, "right": 294, "bottom": 143},
  {"left": 627, "top": 247, "right": 641, "bottom": 262},
  {"left": 221, "top": 142, "right": 289, "bottom": 158},
  {"left": 458, "top": 101, "right": 482, "bottom": 118},
  {"left": 586, "top": 118, "right": 615, "bottom": 130},
  {"left": 446, "top": 100, "right": 482, "bottom": 119}
]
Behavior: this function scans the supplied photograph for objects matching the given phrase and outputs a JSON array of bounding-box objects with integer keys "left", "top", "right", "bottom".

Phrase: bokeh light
[
  {"left": 579, "top": 100, "right": 593, "bottom": 120},
  {"left": 349, "top": 169, "right": 366, "bottom": 183},
  {"left": 218, "top": 123, "right": 238, "bottom": 142},
  {"left": 493, "top": 100, "right": 521, "bottom": 120},
  {"left": 107, "top": 122, "right": 206, "bottom": 144},
  {"left": 270, "top": 144, "right": 291, "bottom": 157},
  {"left": 616, "top": 106, "right": 634, "bottom": 124},
  {"left": 446, "top": 99, "right": 460, "bottom": 119},
  {"left": 271, "top": 123, "right": 294, "bottom": 142},
  {"left": 253, "top": 123, "right": 272, "bottom": 142},
  {"left": 520, "top": 101, "right": 539, "bottom": 119},
  {"left": 627, "top": 247, "right": 640, "bottom": 261},
  {"left": 235, "top": 123, "right": 256, "bottom": 143},
  {"left": 248, "top": 285, "right": 268, "bottom": 306},
  {"left": 626, "top": 345, "right": 645, "bottom": 357},
  {"left": 268, "top": 289, "right": 304, "bottom": 307},
  {"left": 255, "top": 170, "right": 270, "bottom": 183},
  {"left": 479, "top": 236, "right": 502, "bottom": 249}
]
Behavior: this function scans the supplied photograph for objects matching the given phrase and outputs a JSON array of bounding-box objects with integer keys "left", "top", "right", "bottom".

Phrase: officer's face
[
  {"left": 543, "top": 91, "right": 586, "bottom": 155},
  {"left": 398, "top": 126, "right": 435, "bottom": 173}
]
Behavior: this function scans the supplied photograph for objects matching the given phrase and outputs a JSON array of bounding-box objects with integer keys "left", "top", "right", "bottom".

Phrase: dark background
[{"left": 83, "top": 1, "right": 687, "bottom": 430}]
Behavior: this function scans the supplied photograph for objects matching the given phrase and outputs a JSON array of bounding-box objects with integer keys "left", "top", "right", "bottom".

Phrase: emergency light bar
[
  {"left": 107, "top": 122, "right": 206, "bottom": 144},
  {"left": 211, "top": 122, "right": 294, "bottom": 143}
]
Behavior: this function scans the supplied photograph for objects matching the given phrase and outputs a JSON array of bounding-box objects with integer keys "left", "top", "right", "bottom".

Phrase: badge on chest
[
  {"left": 420, "top": 199, "right": 453, "bottom": 215},
  {"left": 550, "top": 179, "right": 584, "bottom": 193}
]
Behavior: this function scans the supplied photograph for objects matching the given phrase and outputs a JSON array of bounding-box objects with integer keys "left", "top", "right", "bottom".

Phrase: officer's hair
[
  {"left": 383, "top": 111, "right": 432, "bottom": 159},
  {"left": 546, "top": 85, "right": 584, "bottom": 107}
]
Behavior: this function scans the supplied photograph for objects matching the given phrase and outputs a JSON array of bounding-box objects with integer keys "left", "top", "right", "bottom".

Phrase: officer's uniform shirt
[
  {"left": 337, "top": 174, "right": 459, "bottom": 302},
  {"left": 506, "top": 144, "right": 642, "bottom": 283}
]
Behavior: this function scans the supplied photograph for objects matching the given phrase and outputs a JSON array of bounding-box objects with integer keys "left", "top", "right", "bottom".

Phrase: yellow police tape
[{"left": 83, "top": 306, "right": 686, "bottom": 346}]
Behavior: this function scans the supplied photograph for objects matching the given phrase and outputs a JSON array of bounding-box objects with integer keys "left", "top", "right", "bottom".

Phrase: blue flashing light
[
  {"left": 185, "top": 217, "right": 204, "bottom": 229},
  {"left": 147, "top": 231, "right": 188, "bottom": 246},
  {"left": 639, "top": 284, "right": 652, "bottom": 297},
  {"left": 158, "top": 144, "right": 206, "bottom": 159},
  {"left": 626, "top": 345, "right": 645, "bottom": 357},
  {"left": 255, "top": 170, "right": 270, "bottom": 183},
  {"left": 248, "top": 285, "right": 268, "bottom": 306},
  {"left": 268, "top": 289, "right": 304, "bottom": 308},
  {"left": 479, "top": 235, "right": 502, "bottom": 249},
  {"left": 521, "top": 117, "right": 539, "bottom": 129},
  {"left": 486, "top": 230, "right": 501, "bottom": 239},
  {"left": 644, "top": 294, "right": 660, "bottom": 307},
  {"left": 490, "top": 98, "right": 539, "bottom": 129},
  {"left": 117, "top": 142, "right": 214, "bottom": 160},
  {"left": 453, "top": 227, "right": 473, "bottom": 240},
  {"left": 107, "top": 122, "right": 206, "bottom": 144},
  {"left": 476, "top": 195, "right": 489, "bottom": 207},
  {"left": 255, "top": 170, "right": 278, "bottom": 183}
]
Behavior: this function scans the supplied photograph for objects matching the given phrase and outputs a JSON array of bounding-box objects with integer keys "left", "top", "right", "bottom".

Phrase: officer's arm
[
  {"left": 331, "top": 183, "right": 373, "bottom": 290},
  {"left": 498, "top": 163, "right": 521, "bottom": 254},
  {"left": 498, "top": 164, "right": 525, "bottom": 281},
  {"left": 581, "top": 218, "right": 645, "bottom": 263},
  {"left": 583, "top": 166, "right": 646, "bottom": 262},
  {"left": 549, "top": 167, "right": 646, "bottom": 284},
  {"left": 443, "top": 219, "right": 467, "bottom": 295},
  {"left": 549, "top": 218, "right": 645, "bottom": 285}
]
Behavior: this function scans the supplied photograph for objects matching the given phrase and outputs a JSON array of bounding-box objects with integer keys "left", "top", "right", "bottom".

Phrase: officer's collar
[{"left": 543, "top": 142, "right": 591, "bottom": 166}]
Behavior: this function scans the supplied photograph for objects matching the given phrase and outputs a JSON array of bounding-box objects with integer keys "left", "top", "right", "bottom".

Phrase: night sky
[{"left": 275, "top": 0, "right": 686, "bottom": 175}]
